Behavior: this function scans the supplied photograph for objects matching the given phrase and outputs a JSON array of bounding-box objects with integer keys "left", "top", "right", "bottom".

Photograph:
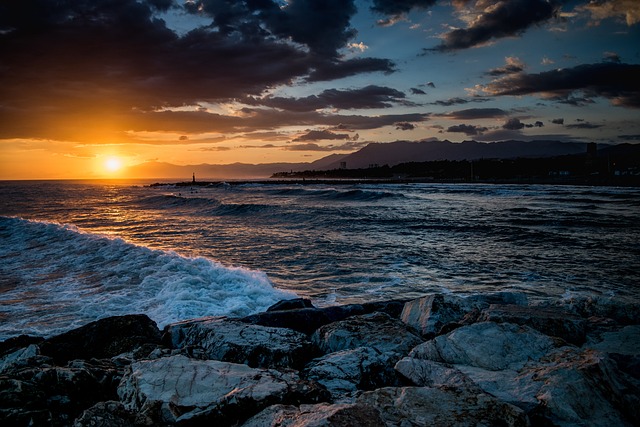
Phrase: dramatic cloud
[
  {"left": 480, "top": 62, "right": 640, "bottom": 108},
  {"left": 395, "top": 122, "right": 416, "bottom": 131},
  {"left": 306, "top": 58, "right": 396, "bottom": 82},
  {"left": 552, "top": 118, "right": 565, "bottom": 125},
  {"left": 447, "top": 124, "right": 488, "bottom": 135},
  {"left": 578, "top": 0, "right": 640, "bottom": 26},
  {"left": 444, "top": 108, "right": 509, "bottom": 119},
  {"left": 245, "top": 85, "right": 411, "bottom": 112},
  {"left": 433, "top": 0, "right": 561, "bottom": 51},
  {"left": 486, "top": 57, "right": 526, "bottom": 76},
  {"left": 411, "top": 88, "right": 427, "bottom": 95},
  {"left": 370, "top": 0, "right": 438, "bottom": 16},
  {"left": 284, "top": 141, "right": 367, "bottom": 151},
  {"left": 293, "top": 130, "right": 352, "bottom": 142},
  {"left": 502, "top": 118, "right": 545, "bottom": 130}
]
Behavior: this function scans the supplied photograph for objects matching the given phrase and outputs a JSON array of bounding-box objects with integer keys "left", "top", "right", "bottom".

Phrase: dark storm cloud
[
  {"left": 552, "top": 118, "right": 565, "bottom": 125},
  {"left": 482, "top": 62, "right": 640, "bottom": 108},
  {"left": 566, "top": 122, "right": 603, "bottom": 129},
  {"left": 443, "top": 108, "right": 508, "bottom": 119},
  {"left": 293, "top": 130, "right": 352, "bottom": 142},
  {"left": 245, "top": 85, "right": 410, "bottom": 112},
  {"left": 370, "top": 0, "right": 437, "bottom": 15},
  {"left": 447, "top": 124, "right": 488, "bottom": 136},
  {"left": 432, "top": 0, "right": 561, "bottom": 51},
  {"left": 0, "top": 0, "right": 401, "bottom": 141},
  {"left": 411, "top": 88, "right": 427, "bottom": 95},
  {"left": 503, "top": 118, "right": 526, "bottom": 130}
]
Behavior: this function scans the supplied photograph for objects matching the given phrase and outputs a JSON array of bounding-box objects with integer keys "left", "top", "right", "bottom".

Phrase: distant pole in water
[{"left": 192, "top": 172, "right": 196, "bottom": 183}]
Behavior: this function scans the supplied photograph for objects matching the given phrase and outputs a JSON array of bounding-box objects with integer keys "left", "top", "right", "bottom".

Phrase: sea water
[{"left": 1, "top": 180, "right": 639, "bottom": 340}]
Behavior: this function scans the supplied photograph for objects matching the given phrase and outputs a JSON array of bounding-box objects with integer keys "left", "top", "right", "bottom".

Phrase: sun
[{"left": 104, "top": 157, "right": 123, "bottom": 173}]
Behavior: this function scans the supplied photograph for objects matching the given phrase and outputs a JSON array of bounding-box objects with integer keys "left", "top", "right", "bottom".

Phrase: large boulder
[
  {"left": 552, "top": 295, "right": 640, "bottom": 325},
  {"left": 241, "top": 403, "right": 385, "bottom": 426},
  {"left": 117, "top": 355, "right": 329, "bottom": 425},
  {"left": 394, "top": 357, "right": 478, "bottom": 390},
  {"left": 311, "top": 312, "right": 422, "bottom": 356},
  {"left": 479, "top": 304, "right": 587, "bottom": 345},
  {"left": 305, "top": 347, "right": 399, "bottom": 399},
  {"left": 409, "top": 321, "right": 562, "bottom": 371},
  {"left": 164, "top": 317, "right": 316, "bottom": 370},
  {"left": 39, "top": 315, "right": 163, "bottom": 364},
  {"left": 586, "top": 324, "right": 640, "bottom": 356},
  {"left": 357, "top": 386, "right": 528, "bottom": 426},
  {"left": 400, "top": 292, "right": 527, "bottom": 338}
]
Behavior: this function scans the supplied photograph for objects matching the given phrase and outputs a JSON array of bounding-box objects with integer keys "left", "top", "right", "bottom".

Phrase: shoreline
[{"left": 2, "top": 292, "right": 638, "bottom": 426}]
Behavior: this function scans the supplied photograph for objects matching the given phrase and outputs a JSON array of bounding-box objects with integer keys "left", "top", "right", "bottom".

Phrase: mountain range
[{"left": 125, "top": 140, "right": 595, "bottom": 179}]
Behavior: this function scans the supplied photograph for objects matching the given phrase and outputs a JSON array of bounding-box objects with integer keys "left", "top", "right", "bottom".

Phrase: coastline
[{"left": 2, "top": 292, "right": 638, "bottom": 426}]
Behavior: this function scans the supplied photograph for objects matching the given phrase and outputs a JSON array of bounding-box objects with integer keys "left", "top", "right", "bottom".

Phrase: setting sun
[{"left": 104, "top": 157, "right": 123, "bottom": 173}]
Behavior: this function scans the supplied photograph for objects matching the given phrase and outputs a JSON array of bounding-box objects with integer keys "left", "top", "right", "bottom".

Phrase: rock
[
  {"left": 479, "top": 304, "right": 587, "bottom": 345},
  {"left": 394, "top": 357, "right": 478, "bottom": 390},
  {"left": 117, "top": 355, "right": 329, "bottom": 425},
  {"left": 39, "top": 314, "right": 163, "bottom": 364},
  {"left": 410, "top": 322, "right": 562, "bottom": 371},
  {"left": 305, "top": 347, "right": 400, "bottom": 399},
  {"left": 401, "top": 292, "right": 528, "bottom": 338},
  {"left": 553, "top": 295, "right": 640, "bottom": 325},
  {"left": 0, "top": 361, "right": 121, "bottom": 426},
  {"left": 357, "top": 386, "right": 529, "bottom": 426},
  {"left": 241, "top": 299, "right": 411, "bottom": 335},
  {"left": 73, "top": 401, "right": 143, "bottom": 427},
  {"left": 586, "top": 324, "right": 640, "bottom": 356},
  {"left": 0, "top": 335, "right": 44, "bottom": 358},
  {"left": 267, "top": 298, "right": 315, "bottom": 311},
  {"left": 165, "top": 317, "right": 316, "bottom": 370},
  {"left": 311, "top": 312, "right": 422, "bottom": 356},
  {"left": 524, "top": 348, "right": 640, "bottom": 426},
  {"left": 241, "top": 403, "right": 385, "bottom": 427},
  {"left": 0, "top": 344, "right": 51, "bottom": 375}
]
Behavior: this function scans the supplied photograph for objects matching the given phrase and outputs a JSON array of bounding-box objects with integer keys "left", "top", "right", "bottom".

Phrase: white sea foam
[{"left": 0, "top": 216, "right": 296, "bottom": 339}]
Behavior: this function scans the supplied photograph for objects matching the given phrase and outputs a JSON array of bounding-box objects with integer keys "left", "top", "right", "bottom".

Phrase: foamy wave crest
[{"left": 0, "top": 216, "right": 296, "bottom": 339}]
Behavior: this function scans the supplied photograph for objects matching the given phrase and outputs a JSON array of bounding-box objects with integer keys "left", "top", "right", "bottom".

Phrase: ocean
[{"left": 1, "top": 180, "right": 639, "bottom": 340}]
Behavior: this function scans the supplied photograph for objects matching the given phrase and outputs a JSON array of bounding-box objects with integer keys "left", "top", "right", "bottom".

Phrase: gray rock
[
  {"left": 241, "top": 403, "right": 385, "bottom": 427},
  {"left": 117, "top": 355, "right": 329, "bottom": 425},
  {"left": 586, "top": 324, "right": 640, "bottom": 356},
  {"left": 479, "top": 304, "right": 587, "bottom": 345},
  {"left": 357, "top": 386, "right": 529, "bottom": 426},
  {"left": 0, "top": 344, "right": 50, "bottom": 375},
  {"left": 551, "top": 295, "right": 640, "bottom": 325},
  {"left": 73, "top": 401, "right": 143, "bottom": 427},
  {"left": 165, "top": 317, "right": 316, "bottom": 370},
  {"left": 394, "top": 357, "right": 478, "bottom": 390},
  {"left": 305, "top": 347, "right": 399, "bottom": 399},
  {"left": 312, "top": 312, "right": 422, "bottom": 356},
  {"left": 409, "top": 322, "right": 562, "bottom": 371}
]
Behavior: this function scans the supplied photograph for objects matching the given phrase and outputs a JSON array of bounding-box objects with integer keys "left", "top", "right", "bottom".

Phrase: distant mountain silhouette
[
  {"left": 125, "top": 140, "right": 599, "bottom": 179},
  {"left": 325, "top": 140, "right": 590, "bottom": 170}
]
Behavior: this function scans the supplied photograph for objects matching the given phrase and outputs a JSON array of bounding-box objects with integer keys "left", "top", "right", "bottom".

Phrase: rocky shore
[{"left": 1, "top": 292, "right": 639, "bottom": 426}]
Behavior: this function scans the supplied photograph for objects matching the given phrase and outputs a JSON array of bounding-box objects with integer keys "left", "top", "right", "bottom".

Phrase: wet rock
[
  {"left": 0, "top": 344, "right": 51, "bottom": 375},
  {"left": 117, "top": 355, "right": 329, "bottom": 425},
  {"left": 305, "top": 347, "right": 400, "bottom": 399},
  {"left": 553, "top": 295, "right": 640, "bottom": 325},
  {"left": 401, "top": 292, "right": 528, "bottom": 338},
  {"left": 525, "top": 348, "right": 640, "bottom": 426},
  {"left": 0, "top": 335, "right": 44, "bottom": 358},
  {"left": 241, "top": 402, "right": 385, "bottom": 427},
  {"left": 165, "top": 317, "right": 316, "bottom": 370},
  {"left": 73, "top": 401, "right": 143, "bottom": 427},
  {"left": 479, "top": 304, "right": 587, "bottom": 345},
  {"left": 39, "top": 314, "right": 163, "bottom": 364},
  {"left": 267, "top": 298, "right": 315, "bottom": 311},
  {"left": 410, "top": 321, "right": 562, "bottom": 371},
  {"left": 0, "top": 361, "right": 121, "bottom": 427},
  {"left": 586, "top": 324, "right": 640, "bottom": 356},
  {"left": 312, "top": 312, "right": 422, "bottom": 356},
  {"left": 241, "top": 299, "right": 411, "bottom": 335},
  {"left": 357, "top": 386, "right": 529, "bottom": 427}
]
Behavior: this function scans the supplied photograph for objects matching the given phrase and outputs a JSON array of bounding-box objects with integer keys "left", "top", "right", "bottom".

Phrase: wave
[
  {"left": 136, "top": 194, "right": 220, "bottom": 210},
  {"left": 0, "top": 216, "right": 295, "bottom": 340}
]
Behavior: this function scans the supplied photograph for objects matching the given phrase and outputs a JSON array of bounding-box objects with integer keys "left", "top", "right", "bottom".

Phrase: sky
[{"left": 0, "top": 0, "right": 639, "bottom": 179}]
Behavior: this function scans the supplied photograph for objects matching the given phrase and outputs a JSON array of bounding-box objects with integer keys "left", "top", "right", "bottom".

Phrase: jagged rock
[
  {"left": 73, "top": 401, "right": 143, "bottom": 427},
  {"left": 357, "top": 386, "right": 529, "bottom": 426},
  {"left": 552, "top": 295, "right": 640, "bottom": 325},
  {"left": 311, "top": 312, "right": 422, "bottom": 356},
  {"left": 165, "top": 317, "right": 316, "bottom": 370},
  {"left": 0, "top": 344, "right": 51, "bottom": 375},
  {"left": 401, "top": 292, "right": 527, "bottom": 338},
  {"left": 479, "top": 304, "right": 587, "bottom": 345},
  {"left": 524, "top": 348, "right": 640, "bottom": 426},
  {"left": 39, "top": 314, "right": 163, "bottom": 364},
  {"left": 267, "top": 298, "right": 315, "bottom": 311},
  {"left": 0, "top": 335, "right": 44, "bottom": 358},
  {"left": 409, "top": 321, "right": 562, "bottom": 371},
  {"left": 0, "top": 361, "right": 121, "bottom": 427},
  {"left": 241, "top": 299, "right": 410, "bottom": 335},
  {"left": 117, "top": 355, "right": 329, "bottom": 425},
  {"left": 305, "top": 347, "right": 400, "bottom": 399},
  {"left": 241, "top": 403, "right": 385, "bottom": 426},
  {"left": 587, "top": 324, "right": 640, "bottom": 356},
  {"left": 394, "top": 357, "right": 478, "bottom": 390}
]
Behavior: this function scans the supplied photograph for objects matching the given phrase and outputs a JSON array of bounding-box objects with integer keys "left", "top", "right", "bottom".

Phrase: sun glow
[{"left": 104, "top": 157, "right": 123, "bottom": 173}]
